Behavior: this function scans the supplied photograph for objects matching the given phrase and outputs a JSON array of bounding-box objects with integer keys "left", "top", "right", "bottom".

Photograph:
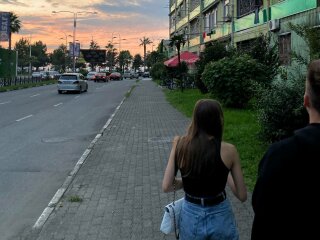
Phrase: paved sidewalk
[{"left": 24, "top": 80, "right": 253, "bottom": 240}]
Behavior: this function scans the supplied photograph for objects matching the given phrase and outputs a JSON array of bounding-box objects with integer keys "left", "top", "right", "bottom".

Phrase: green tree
[
  {"left": 50, "top": 45, "right": 66, "bottom": 72},
  {"left": 14, "top": 38, "right": 30, "bottom": 72},
  {"left": 288, "top": 22, "right": 320, "bottom": 64},
  {"left": 31, "top": 41, "right": 49, "bottom": 70},
  {"left": 169, "top": 34, "right": 186, "bottom": 67},
  {"left": 139, "top": 37, "right": 153, "bottom": 69},
  {"left": 118, "top": 50, "right": 132, "bottom": 72},
  {"left": 105, "top": 43, "right": 117, "bottom": 71},
  {"left": 9, "top": 12, "right": 22, "bottom": 50},
  {"left": 132, "top": 54, "right": 143, "bottom": 71},
  {"left": 89, "top": 40, "right": 100, "bottom": 49}
]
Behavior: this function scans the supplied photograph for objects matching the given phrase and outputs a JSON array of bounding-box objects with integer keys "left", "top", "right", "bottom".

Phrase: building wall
[{"left": 167, "top": 0, "right": 319, "bottom": 63}]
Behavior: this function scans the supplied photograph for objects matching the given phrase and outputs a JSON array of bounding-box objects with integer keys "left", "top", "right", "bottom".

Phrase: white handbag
[{"left": 160, "top": 197, "right": 184, "bottom": 237}]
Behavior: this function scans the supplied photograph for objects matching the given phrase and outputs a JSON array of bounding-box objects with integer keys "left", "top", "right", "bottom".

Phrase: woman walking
[{"left": 162, "top": 99, "right": 247, "bottom": 239}]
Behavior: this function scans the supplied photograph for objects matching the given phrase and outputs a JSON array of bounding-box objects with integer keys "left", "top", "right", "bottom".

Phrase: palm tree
[
  {"left": 139, "top": 37, "right": 153, "bottom": 70},
  {"left": 169, "top": 34, "right": 186, "bottom": 67},
  {"left": 9, "top": 12, "right": 22, "bottom": 50}
]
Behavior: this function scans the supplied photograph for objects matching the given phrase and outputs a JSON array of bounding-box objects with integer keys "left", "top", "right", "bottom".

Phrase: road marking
[
  {"left": 33, "top": 95, "right": 127, "bottom": 230},
  {"left": 0, "top": 101, "right": 11, "bottom": 105},
  {"left": 54, "top": 103, "right": 63, "bottom": 107},
  {"left": 30, "top": 94, "right": 40, "bottom": 97},
  {"left": 16, "top": 114, "right": 33, "bottom": 122},
  {"left": 74, "top": 96, "right": 80, "bottom": 99}
]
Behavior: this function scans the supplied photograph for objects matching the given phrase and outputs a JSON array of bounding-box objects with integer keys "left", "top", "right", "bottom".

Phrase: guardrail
[{"left": 0, "top": 76, "right": 45, "bottom": 87}]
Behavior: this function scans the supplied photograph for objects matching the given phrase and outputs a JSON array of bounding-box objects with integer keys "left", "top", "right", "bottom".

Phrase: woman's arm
[
  {"left": 162, "top": 136, "right": 183, "bottom": 193},
  {"left": 224, "top": 143, "right": 247, "bottom": 202}
]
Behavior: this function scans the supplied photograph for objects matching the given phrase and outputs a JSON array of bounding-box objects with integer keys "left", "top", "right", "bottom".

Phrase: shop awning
[{"left": 164, "top": 51, "right": 199, "bottom": 67}]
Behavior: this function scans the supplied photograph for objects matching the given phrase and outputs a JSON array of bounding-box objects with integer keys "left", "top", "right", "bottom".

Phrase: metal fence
[{"left": 0, "top": 76, "right": 44, "bottom": 87}]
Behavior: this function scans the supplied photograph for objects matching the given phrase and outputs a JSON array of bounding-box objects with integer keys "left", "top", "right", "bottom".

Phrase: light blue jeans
[{"left": 179, "top": 198, "right": 239, "bottom": 240}]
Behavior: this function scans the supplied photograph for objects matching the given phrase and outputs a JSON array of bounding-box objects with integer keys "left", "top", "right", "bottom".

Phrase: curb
[{"left": 32, "top": 91, "right": 130, "bottom": 230}]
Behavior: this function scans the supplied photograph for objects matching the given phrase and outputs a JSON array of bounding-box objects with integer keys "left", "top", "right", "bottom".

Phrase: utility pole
[
  {"left": 29, "top": 34, "right": 32, "bottom": 76},
  {"left": 231, "top": 0, "right": 235, "bottom": 47}
]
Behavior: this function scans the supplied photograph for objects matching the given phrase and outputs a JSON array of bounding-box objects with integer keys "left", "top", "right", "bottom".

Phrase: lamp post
[{"left": 52, "top": 10, "right": 97, "bottom": 72}]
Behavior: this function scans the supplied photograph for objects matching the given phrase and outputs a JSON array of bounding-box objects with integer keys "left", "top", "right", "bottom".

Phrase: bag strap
[{"left": 173, "top": 179, "right": 179, "bottom": 239}]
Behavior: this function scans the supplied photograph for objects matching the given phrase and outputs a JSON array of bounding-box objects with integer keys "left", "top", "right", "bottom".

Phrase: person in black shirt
[{"left": 251, "top": 59, "right": 320, "bottom": 239}]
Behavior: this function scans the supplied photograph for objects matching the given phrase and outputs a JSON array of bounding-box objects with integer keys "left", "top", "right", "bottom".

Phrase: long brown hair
[
  {"left": 307, "top": 59, "right": 320, "bottom": 113},
  {"left": 175, "top": 99, "right": 224, "bottom": 177}
]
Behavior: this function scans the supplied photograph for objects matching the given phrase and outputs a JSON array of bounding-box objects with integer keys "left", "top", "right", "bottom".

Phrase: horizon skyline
[{"left": 0, "top": 0, "right": 170, "bottom": 56}]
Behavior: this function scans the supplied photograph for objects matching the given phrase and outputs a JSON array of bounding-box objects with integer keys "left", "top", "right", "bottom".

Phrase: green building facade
[{"left": 167, "top": 0, "right": 320, "bottom": 65}]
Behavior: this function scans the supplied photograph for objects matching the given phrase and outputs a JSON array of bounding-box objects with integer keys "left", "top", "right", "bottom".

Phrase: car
[
  {"left": 31, "top": 71, "right": 42, "bottom": 79},
  {"left": 57, "top": 73, "right": 88, "bottom": 94},
  {"left": 94, "top": 72, "right": 108, "bottom": 82},
  {"left": 109, "top": 72, "right": 122, "bottom": 81},
  {"left": 123, "top": 71, "right": 133, "bottom": 79},
  {"left": 132, "top": 71, "right": 139, "bottom": 78},
  {"left": 47, "top": 71, "right": 60, "bottom": 79},
  {"left": 86, "top": 71, "right": 97, "bottom": 81},
  {"left": 142, "top": 71, "right": 150, "bottom": 78}
]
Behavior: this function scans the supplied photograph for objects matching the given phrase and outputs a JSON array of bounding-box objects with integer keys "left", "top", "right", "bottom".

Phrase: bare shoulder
[
  {"left": 221, "top": 141, "right": 238, "bottom": 153},
  {"left": 221, "top": 142, "right": 239, "bottom": 168}
]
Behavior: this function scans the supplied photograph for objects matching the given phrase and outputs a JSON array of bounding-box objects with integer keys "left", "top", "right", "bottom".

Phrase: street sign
[
  {"left": 69, "top": 42, "right": 80, "bottom": 57},
  {"left": 0, "top": 12, "right": 10, "bottom": 42}
]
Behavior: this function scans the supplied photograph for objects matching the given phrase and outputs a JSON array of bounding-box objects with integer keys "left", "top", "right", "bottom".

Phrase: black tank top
[{"left": 179, "top": 140, "right": 229, "bottom": 198}]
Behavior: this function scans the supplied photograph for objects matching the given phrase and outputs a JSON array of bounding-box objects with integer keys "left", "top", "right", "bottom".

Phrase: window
[
  {"left": 238, "top": 0, "right": 263, "bottom": 17},
  {"left": 279, "top": 33, "right": 291, "bottom": 65},
  {"left": 204, "top": 7, "right": 217, "bottom": 33}
]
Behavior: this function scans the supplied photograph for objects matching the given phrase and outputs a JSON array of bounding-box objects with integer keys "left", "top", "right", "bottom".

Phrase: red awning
[{"left": 164, "top": 51, "right": 199, "bottom": 67}]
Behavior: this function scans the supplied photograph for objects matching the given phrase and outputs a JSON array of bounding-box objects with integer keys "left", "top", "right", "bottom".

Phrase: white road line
[
  {"left": 30, "top": 94, "right": 40, "bottom": 97},
  {"left": 0, "top": 101, "right": 11, "bottom": 105},
  {"left": 74, "top": 96, "right": 80, "bottom": 99},
  {"left": 54, "top": 103, "right": 63, "bottom": 107},
  {"left": 16, "top": 114, "right": 33, "bottom": 122}
]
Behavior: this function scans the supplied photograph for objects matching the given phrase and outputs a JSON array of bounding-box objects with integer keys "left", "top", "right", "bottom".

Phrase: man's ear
[{"left": 304, "top": 92, "right": 310, "bottom": 108}]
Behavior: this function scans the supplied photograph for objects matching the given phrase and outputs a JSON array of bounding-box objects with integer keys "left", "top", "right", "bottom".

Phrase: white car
[
  {"left": 31, "top": 72, "right": 42, "bottom": 78},
  {"left": 86, "top": 71, "right": 97, "bottom": 80},
  {"left": 57, "top": 73, "right": 88, "bottom": 94}
]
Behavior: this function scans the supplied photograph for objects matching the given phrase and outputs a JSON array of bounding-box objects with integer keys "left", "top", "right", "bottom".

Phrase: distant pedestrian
[
  {"left": 251, "top": 59, "right": 320, "bottom": 240},
  {"left": 162, "top": 99, "right": 247, "bottom": 240}
]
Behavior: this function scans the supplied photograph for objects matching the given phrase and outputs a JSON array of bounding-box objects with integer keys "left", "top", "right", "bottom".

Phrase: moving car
[
  {"left": 57, "top": 73, "right": 88, "bottom": 94},
  {"left": 86, "top": 71, "right": 97, "bottom": 81},
  {"left": 109, "top": 72, "right": 122, "bottom": 81},
  {"left": 94, "top": 72, "right": 108, "bottom": 82}
]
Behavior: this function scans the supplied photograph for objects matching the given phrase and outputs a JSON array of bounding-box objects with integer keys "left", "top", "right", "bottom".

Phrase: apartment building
[{"left": 167, "top": 0, "right": 320, "bottom": 65}]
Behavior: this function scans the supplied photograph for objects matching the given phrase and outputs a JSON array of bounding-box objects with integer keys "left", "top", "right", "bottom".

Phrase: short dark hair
[{"left": 307, "top": 59, "right": 320, "bottom": 113}]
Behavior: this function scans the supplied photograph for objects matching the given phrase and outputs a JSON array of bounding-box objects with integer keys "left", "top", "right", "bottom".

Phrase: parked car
[
  {"left": 94, "top": 72, "right": 108, "bottom": 82},
  {"left": 123, "top": 71, "right": 133, "bottom": 79},
  {"left": 57, "top": 73, "right": 88, "bottom": 94},
  {"left": 86, "top": 71, "right": 97, "bottom": 81},
  {"left": 142, "top": 71, "right": 150, "bottom": 78},
  {"left": 109, "top": 72, "right": 122, "bottom": 81},
  {"left": 132, "top": 71, "right": 139, "bottom": 78},
  {"left": 31, "top": 71, "right": 42, "bottom": 79}
]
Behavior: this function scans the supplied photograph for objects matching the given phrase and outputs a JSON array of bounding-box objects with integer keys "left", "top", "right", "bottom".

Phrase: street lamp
[{"left": 52, "top": 10, "right": 97, "bottom": 72}]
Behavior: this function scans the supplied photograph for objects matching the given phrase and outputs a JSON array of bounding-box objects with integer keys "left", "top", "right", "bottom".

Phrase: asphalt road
[{"left": 0, "top": 79, "right": 136, "bottom": 240}]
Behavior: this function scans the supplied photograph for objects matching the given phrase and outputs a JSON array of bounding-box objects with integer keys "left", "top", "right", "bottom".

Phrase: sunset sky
[{"left": 0, "top": 0, "right": 169, "bottom": 56}]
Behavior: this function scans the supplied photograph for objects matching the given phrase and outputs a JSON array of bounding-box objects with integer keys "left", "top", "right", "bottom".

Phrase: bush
[
  {"left": 150, "top": 62, "right": 168, "bottom": 83},
  {"left": 195, "top": 42, "right": 231, "bottom": 93},
  {"left": 255, "top": 69, "right": 308, "bottom": 142},
  {"left": 202, "top": 54, "right": 264, "bottom": 108}
]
